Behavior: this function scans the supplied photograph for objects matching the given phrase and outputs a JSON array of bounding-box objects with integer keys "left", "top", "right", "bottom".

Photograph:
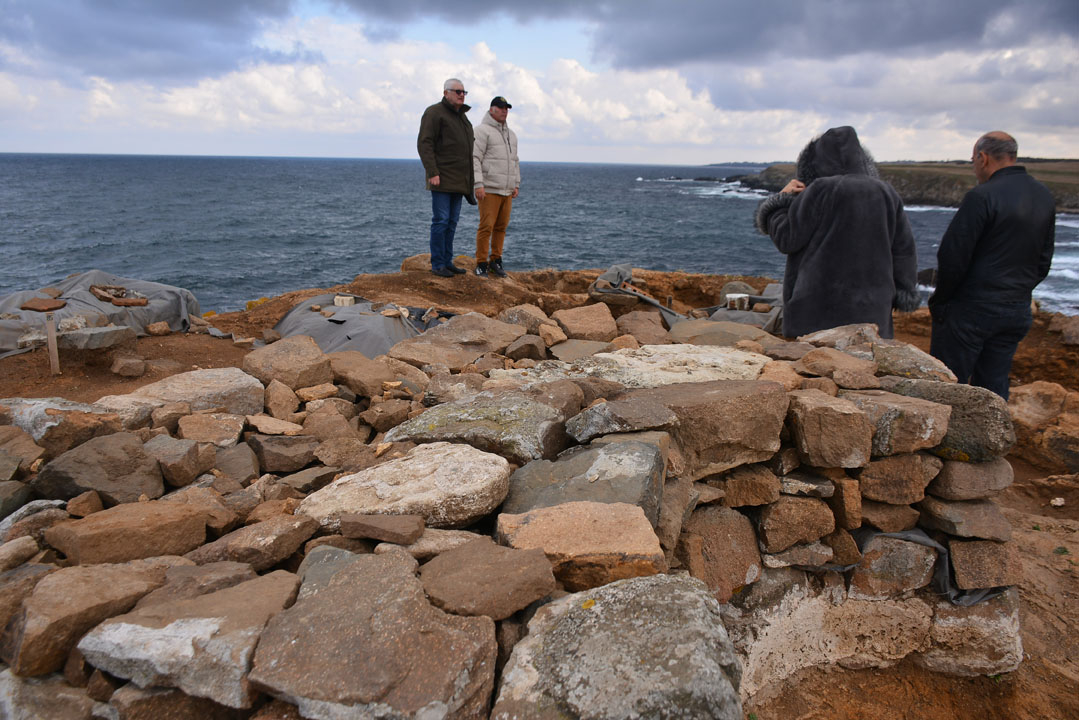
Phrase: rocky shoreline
[
  {"left": 2, "top": 273, "right": 1076, "bottom": 719},
  {"left": 733, "top": 160, "right": 1079, "bottom": 213}
]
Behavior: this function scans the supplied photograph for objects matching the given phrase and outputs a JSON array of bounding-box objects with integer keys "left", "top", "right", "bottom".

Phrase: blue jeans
[
  {"left": 430, "top": 191, "right": 463, "bottom": 270},
  {"left": 930, "top": 301, "right": 1032, "bottom": 400}
]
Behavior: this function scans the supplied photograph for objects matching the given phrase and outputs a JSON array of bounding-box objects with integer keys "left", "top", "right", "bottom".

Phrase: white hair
[{"left": 443, "top": 78, "right": 463, "bottom": 91}]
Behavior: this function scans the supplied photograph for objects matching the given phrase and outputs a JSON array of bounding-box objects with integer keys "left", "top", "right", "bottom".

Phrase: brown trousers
[{"left": 475, "top": 193, "right": 514, "bottom": 262}]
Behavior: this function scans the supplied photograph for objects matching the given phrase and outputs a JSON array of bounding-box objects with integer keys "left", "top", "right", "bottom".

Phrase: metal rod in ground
[{"left": 45, "top": 312, "right": 61, "bottom": 375}]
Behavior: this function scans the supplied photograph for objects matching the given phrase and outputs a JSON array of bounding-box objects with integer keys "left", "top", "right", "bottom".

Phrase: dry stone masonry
[{"left": 0, "top": 303, "right": 1047, "bottom": 719}]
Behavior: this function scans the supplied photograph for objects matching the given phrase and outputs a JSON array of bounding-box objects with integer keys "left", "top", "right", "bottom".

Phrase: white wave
[
  {"left": 1050, "top": 255, "right": 1079, "bottom": 268},
  {"left": 681, "top": 183, "right": 770, "bottom": 200},
  {"left": 1058, "top": 215, "right": 1079, "bottom": 229},
  {"left": 905, "top": 205, "right": 956, "bottom": 213},
  {"left": 1051, "top": 268, "right": 1079, "bottom": 281},
  {"left": 635, "top": 177, "right": 643, "bottom": 182}
]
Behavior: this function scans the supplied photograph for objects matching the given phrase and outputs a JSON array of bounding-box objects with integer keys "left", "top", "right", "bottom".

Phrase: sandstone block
[
  {"left": 78, "top": 571, "right": 299, "bottom": 708},
  {"left": 0, "top": 561, "right": 169, "bottom": 676},
  {"left": 96, "top": 367, "right": 265, "bottom": 423},
  {"left": 826, "top": 475, "right": 862, "bottom": 530},
  {"left": 264, "top": 379, "right": 301, "bottom": 419},
  {"left": 676, "top": 505, "right": 761, "bottom": 603},
  {"left": 840, "top": 389, "right": 951, "bottom": 457},
  {"left": 616, "top": 310, "right": 671, "bottom": 345},
  {"left": 918, "top": 496, "right": 1011, "bottom": 541},
  {"left": 32, "top": 432, "right": 163, "bottom": 505},
  {"left": 849, "top": 536, "right": 937, "bottom": 600},
  {"left": 247, "top": 433, "right": 320, "bottom": 473},
  {"left": 795, "top": 347, "right": 878, "bottom": 378},
  {"left": 927, "top": 457, "right": 1014, "bottom": 500},
  {"left": 498, "top": 304, "right": 549, "bottom": 334},
  {"left": 143, "top": 434, "right": 214, "bottom": 487},
  {"left": 419, "top": 537, "right": 557, "bottom": 620},
  {"left": 0, "top": 398, "right": 122, "bottom": 459},
  {"left": 185, "top": 514, "right": 318, "bottom": 571},
  {"left": 501, "top": 441, "right": 666, "bottom": 526},
  {"left": 177, "top": 412, "right": 246, "bottom": 448},
  {"left": 496, "top": 501, "right": 666, "bottom": 591},
  {"left": 914, "top": 587, "right": 1022, "bottom": 676},
  {"left": 872, "top": 342, "right": 957, "bottom": 382},
  {"left": 757, "top": 496, "right": 835, "bottom": 553},
  {"left": 551, "top": 302, "right": 618, "bottom": 342},
  {"left": 340, "top": 513, "right": 425, "bottom": 544},
  {"left": 879, "top": 377, "right": 1016, "bottom": 462},
  {"left": 787, "top": 389, "right": 872, "bottom": 468},
  {"left": 249, "top": 549, "right": 496, "bottom": 719},
  {"left": 242, "top": 334, "right": 332, "bottom": 390},
  {"left": 857, "top": 453, "right": 943, "bottom": 505},
  {"left": 716, "top": 464, "right": 781, "bottom": 507},
  {"left": 565, "top": 396, "right": 677, "bottom": 443},
  {"left": 949, "top": 539, "right": 1021, "bottom": 589},
  {"left": 861, "top": 499, "right": 920, "bottom": 532},
  {"left": 44, "top": 501, "right": 207, "bottom": 564}
]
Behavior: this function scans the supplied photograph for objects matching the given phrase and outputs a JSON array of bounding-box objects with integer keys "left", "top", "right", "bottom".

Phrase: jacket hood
[
  {"left": 796, "top": 126, "right": 878, "bottom": 184},
  {"left": 480, "top": 111, "right": 507, "bottom": 129}
]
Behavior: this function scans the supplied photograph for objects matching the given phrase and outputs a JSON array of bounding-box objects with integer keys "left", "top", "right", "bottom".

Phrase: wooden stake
[{"left": 45, "top": 312, "right": 61, "bottom": 375}]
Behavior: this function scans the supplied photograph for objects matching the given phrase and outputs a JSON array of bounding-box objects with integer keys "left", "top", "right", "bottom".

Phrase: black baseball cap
[{"left": 490, "top": 96, "right": 512, "bottom": 109}]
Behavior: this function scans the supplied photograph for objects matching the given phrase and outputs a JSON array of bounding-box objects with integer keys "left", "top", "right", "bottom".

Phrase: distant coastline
[{"left": 731, "top": 160, "right": 1079, "bottom": 213}]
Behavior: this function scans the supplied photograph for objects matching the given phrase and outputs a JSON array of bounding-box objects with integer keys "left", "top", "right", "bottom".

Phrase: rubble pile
[{"left": 0, "top": 300, "right": 1034, "bottom": 719}]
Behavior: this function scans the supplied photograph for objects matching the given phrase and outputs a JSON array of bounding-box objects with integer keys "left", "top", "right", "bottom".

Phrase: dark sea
[{"left": 2, "top": 153, "right": 1077, "bottom": 314}]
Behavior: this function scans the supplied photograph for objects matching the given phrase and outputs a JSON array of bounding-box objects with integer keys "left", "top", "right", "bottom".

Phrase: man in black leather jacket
[{"left": 929, "top": 131, "right": 1056, "bottom": 399}]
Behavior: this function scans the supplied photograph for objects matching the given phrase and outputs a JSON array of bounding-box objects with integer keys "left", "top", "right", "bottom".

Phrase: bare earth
[{"left": 1, "top": 266, "right": 1076, "bottom": 720}]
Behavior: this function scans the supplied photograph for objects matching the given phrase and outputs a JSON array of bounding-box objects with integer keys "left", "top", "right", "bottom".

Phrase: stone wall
[{"left": 0, "top": 306, "right": 1026, "bottom": 718}]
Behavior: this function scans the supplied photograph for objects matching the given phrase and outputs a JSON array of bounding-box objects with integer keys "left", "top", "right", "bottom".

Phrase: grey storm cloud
[
  {"left": 0, "top": 0, "right": 304, "bottom": 84},
  {"left": 336, "top": 0, "right": 1078, "bottom": 65}
]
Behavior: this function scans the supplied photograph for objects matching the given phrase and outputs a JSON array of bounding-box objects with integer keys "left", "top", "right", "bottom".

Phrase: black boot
[
  {"left": 489, "top": 257, "right": 507, "bottom": 278},
  {"left": 473, "top": 262, "right": 489, "bottom": 278}
]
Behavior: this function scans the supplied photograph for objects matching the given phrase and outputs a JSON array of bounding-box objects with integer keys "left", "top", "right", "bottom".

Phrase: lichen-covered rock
[
  {"left": 502, "top": 441, "right": 665, "bottom": 526},
  {"left": 384, "top": 394, "right": 567, "bottom": 465},
  {"left": 879, "top": 377, "right": 1016, "bottom": 462},
  {"left": 872, "top": 342, "right": 957, "bottom": 382},
  {"left": 298, "top": 442, "right": 510, "bottom": 531},
  {"left": 564, "top": 396, "right": 677, "bottom": 443},
  {"left": 491, "top": 574, "right": 742, "bottom": 720},
  {"left": 96, "top": 368, "right": 265, "bottom": 427}
]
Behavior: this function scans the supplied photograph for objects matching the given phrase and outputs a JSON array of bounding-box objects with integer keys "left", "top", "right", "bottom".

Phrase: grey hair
[
  {"left": 443, "top": 78, "right": 464, "bottom": 91},
  {"left": 975, "top": 133, "right": 1018, "bottom": 161}
]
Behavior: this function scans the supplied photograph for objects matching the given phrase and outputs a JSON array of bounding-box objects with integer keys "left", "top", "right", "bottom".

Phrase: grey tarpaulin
[
  {"left": 273, "top": 294, "right": 450, "bottom": 357},
  {"left": 702, "top": 282, "right": 784, "bottom": 335},
  {"left": 0, "top": 269, "right": 200, "bottom": 358}
]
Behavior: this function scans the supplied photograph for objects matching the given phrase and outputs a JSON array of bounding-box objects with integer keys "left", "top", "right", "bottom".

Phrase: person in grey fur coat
[{"left": 754, "top": 126, "right": 920, "bottom": 338}]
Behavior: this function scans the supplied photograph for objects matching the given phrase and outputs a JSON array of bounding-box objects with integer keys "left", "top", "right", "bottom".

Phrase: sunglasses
[{"left": 449, "top": 89, "right": 467, "bottom": 95}]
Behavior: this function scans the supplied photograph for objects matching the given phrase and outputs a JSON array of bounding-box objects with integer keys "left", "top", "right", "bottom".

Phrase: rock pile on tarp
[{"left": 0, "top": 303, "right": 1036, "bottom": 718}]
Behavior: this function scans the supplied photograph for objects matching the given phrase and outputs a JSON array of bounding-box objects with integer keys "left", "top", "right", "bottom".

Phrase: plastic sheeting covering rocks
[
  {"left": 0, "top": 269, "right": 200, "bottom": 357},
  {"left": 272, "top": 294, "right": 446, "bottom": 357}
]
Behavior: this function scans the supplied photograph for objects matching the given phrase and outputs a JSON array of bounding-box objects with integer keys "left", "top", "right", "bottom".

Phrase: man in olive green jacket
[{"left": 417, "top": 78, "right": 475, "bottom": 277}]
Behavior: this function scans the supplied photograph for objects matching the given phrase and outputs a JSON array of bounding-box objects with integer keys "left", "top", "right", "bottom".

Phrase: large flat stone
[
  {"left": 927, "top": 457, "right": 1014, "bottom": 500},
  {"left": 918, "top": 496, "right": 1011, "bottom": 541},
  {"left": 565, "top": 396, "right": 678, "bottom": 443},
  {"left": 384, "top": 394, "right": 567, "bottom": 465},
  {"left": 184, "top": 514, "right": 318, "bottom": 571},
  {"left": 0, "top": 561, "right": 171, "bottom": 676},
  {"left": 0, "top": 397, "right": 122, "bottom": 459},
  {"left": 96, "top": 368, "right": 265, "bottom": 427},
  {"left": 77, "top": 571, "right": 299, "bottom": 709},
  {"left": 620, "top": 380, "right": 789, "bottom": 481},
  {"left": 248, "top": 549, "right": 496, "bottom": 720},
  {"left": 913, "top": 587, "right": 1022, "bottom": 676},
  {"left": 298, "top": 442, "right": 510, "bottom": 531}
]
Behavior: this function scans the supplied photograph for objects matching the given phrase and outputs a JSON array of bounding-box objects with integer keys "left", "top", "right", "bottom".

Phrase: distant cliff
[{"left": 735, "top": 160, "right": 1079, "bottom": 213}]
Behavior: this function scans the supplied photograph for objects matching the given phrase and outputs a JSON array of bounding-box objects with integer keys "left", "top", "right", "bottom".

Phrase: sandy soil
[{"left": 1, "top": 266, "right": 1076, "bottom": 720}]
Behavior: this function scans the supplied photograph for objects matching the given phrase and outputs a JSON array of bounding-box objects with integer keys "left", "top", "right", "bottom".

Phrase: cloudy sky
[{"left": 2, "top": 0, "right": 1077, "bottom": 163}]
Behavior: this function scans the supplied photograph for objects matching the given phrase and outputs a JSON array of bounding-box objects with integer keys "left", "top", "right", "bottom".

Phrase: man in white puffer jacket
[{"left": 472, "top": 96, "right": 520, "bottom": 278}]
